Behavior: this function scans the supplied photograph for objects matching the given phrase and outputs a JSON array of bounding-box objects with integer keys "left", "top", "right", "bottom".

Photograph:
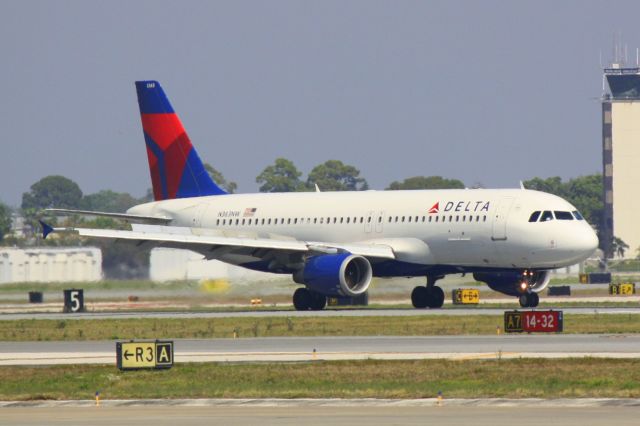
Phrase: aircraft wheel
[
  {"left": 519, "top": 293, "right": 531, "bottom": 308},
  {"left": 529, "top": 292, "right": 539, "bottom": 308},
  {"left": 428, "top": 286, "right": 445, "bottom": 308},
  {"left": 309, "top": 292, "right": 327, "bottom": 310},
  {"left": 411, "top": 286, "right": 428, "bottom": 308},
  {"left": 293, "top": 288, "right": 311, "bottom": 311}
]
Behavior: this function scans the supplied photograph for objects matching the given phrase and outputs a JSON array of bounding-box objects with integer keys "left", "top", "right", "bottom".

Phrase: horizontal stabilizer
[
  {"left": 39, "top": 221, "right": 54, "bottom": 239},
  {"left": 44, "top": 208, "right": 172, "bottom": 225}
]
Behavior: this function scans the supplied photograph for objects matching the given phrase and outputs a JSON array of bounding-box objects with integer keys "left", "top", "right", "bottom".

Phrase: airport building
[
  {"left": 601, "top": 62, "right": 640, "bottom": 258},
  {"left": 0, "top": 247, "right": 102, "bottom": 284},
  {"left": 149, "top": 248, "right": 277, "bottom": 282}
]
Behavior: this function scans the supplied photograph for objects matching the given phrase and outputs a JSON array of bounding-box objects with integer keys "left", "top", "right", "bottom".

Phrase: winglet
[
  {"left": 519, "top": 180, "right": 526, "bottom": 190},
  {"left": 39, "top": 221, "right": 54, "bottom": 239}
]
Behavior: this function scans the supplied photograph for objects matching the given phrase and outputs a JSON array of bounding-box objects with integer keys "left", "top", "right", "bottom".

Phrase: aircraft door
[
  {"left": 192, "top": 203, "right": 209, "bottom": 228},
  {"left": 364, "top": 211, "right": 374, "bottom": 233},
  {"left": 491, "top": 197, "right": 514, "bottom": 241}
]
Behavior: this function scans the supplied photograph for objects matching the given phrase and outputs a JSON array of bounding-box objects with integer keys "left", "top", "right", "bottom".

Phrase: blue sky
[{"left": 2, "top": 0, "right": 640, "bottom": 206}]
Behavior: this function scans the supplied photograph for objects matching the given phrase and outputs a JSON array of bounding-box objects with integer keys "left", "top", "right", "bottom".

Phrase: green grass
[
  {"left": 1, "top": 313, "right": 639, "bottom": 341},
  {"left": 2, "top": 358, "right": 640, "bottom": 400}
]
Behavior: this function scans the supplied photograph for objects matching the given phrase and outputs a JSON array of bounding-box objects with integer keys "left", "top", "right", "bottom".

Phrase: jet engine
[
  {"left": 293, "top": 253, "right": 372, "bottom": 296},
  {"left": 473, "top": 270, "right": 551, "bottom": 297}
]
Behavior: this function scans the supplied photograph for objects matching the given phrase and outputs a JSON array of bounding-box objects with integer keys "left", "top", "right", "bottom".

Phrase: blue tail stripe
[
  {"left": 177, "top": 148, "right": 227, "bottom": 198},
  {"left": 143, "top": 132, "right": 169, "bottom": 200},
  {"left": 136, "top": 80, "right": 175, "bottom": 114}
]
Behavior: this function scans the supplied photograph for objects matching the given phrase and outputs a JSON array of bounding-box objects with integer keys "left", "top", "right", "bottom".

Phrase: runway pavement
[
  {"left": 1, "top": 305, "right": 639, "bottom": 321},
  {"left": 1, "top": 399, "right": 640, "bottom": 426},
  {"left": 2, "top": 334, "right": 639, "bottom": 365}
]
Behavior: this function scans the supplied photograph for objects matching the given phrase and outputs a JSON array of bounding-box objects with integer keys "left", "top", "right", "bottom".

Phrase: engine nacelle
[
  {"left": 473, "top": 270, "right": 551, "bottom": 297},
  {"left": 293, "top": 253, "right": 372, "bottom": 297}
]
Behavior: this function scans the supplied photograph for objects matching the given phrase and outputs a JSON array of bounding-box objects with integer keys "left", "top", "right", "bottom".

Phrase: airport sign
[
  {"left": 116, "top": 340, "right": 174, "bottom": 370},
  {"left": 451, "top": 288, "right": 480, "bottom": 304},
  {"left": 504, "top": 310, "right": 563, "bottom": 333}
]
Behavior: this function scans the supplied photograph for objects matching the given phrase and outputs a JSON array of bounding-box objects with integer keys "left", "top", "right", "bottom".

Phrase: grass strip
[
  {"left": 1, "top": 313, "right": 639, "bottom": 341},
  {"left": 2, "top": 358, "right": 640, "bottom": 400}
]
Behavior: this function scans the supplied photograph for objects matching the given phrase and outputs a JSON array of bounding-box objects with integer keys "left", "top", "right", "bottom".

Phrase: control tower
[{"left": 602, "top": 58, "right": 640, "bottom": 258}]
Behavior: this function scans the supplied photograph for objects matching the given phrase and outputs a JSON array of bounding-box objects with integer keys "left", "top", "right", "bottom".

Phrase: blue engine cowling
[
  {"left": 293, "top": 253, "right": 372, "bottom": 297},
  {"left": 473, "top": 270, "right": 551, "bottom": 296}
]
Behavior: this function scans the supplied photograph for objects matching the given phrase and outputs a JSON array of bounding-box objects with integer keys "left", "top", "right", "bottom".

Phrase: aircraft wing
[
  {"left": 44, "top": 208, "right": 172, "bottom": 225},
  {"left": 41, "top": 224, "right": 396, "bottom": 262}
]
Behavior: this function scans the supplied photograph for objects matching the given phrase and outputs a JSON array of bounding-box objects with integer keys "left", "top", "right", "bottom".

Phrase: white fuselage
[{"left": 128, "top": 188, "right": 598, "bottom": 273}]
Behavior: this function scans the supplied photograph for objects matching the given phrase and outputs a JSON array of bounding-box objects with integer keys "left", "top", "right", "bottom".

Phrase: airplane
[{"left": 42, "top": 80, "right": 599, "bottom": 310}]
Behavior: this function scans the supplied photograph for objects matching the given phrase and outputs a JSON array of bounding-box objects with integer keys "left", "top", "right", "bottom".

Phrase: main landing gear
[
  {"left": 293, "top": 288, "right": 327, "bottom": 311},
  {"left": 411, "top": 276, "right": 445, "bottom": 309},
  {"left": 519, "top": 291, "right": 539, "bottom": 308}
]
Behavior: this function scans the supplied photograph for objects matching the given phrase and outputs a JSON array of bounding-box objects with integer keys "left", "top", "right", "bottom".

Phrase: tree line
[{"left": 0, "top": 157, "right": 624, "bottom": 261}]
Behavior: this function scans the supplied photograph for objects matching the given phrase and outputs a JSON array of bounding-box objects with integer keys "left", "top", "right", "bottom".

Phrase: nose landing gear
[
  {"left": 518, "top": 270, "right": 540, "bottom": 308},
  {"left": 518, "top": 291, "right": 539, "bottom": 308}
]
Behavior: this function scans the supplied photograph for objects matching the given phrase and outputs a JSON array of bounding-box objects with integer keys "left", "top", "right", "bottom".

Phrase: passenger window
[
  {"left": 408, "top": 216, "right": 412, "bottom": 223},
  {"left": 235, "top": 219, "right": 239, "bottom": 225},
  {"left": 540, "top": 211, "right": 553, "bottom": 222},
  {"left": 435, "top": 216, "right": 439, "bottom": 222},
  {"left": 388, "top": 217, "right": 392, "bottom": 223},
  {"left": 572, "top": 210, "right": 584, "bottom": 220},
  {"left": 428, "top": 216, "right": 432, "bottom": 223},
  {"left": 528, "top": 211, "right": 541, "bottom": 222},
  {"left": 340, "top": 217, "right": 344, "bottom": 224},
  {"left": 421, "top": 216, "right": 425, "bottom": 222},
  {"left": 395, "top": 216, "right": 398, "bottom": 222},
  {"left": 378, "top": 216, "right": 382, "bottom": 223},
  {"left": 360, "top": 217, "right": 364, "bottom": 223},
  {"left": 554, "top": 211, "right": 574, "bottom": 220}
]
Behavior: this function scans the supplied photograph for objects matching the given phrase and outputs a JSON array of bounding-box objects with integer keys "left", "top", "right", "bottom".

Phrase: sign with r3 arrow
[{"left": 116, "top": 341, "right": 174, "bottom": 370}]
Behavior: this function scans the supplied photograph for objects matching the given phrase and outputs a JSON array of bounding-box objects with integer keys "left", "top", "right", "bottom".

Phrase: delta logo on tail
[
  {"left": 428, "top": 202, "right": 439, "bottom": 214},
  {"left": 135, "top": 81, "right": 226, "bottom": 201}
]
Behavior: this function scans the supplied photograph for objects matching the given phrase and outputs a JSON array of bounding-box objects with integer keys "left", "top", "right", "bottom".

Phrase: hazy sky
[{"left": 2, "top": 0, "right": 640, "bottom": 207}]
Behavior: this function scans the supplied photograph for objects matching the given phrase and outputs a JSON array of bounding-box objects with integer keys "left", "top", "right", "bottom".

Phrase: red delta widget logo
[{"left": 428, "top": 201, "right": 490, "bottom": 214}]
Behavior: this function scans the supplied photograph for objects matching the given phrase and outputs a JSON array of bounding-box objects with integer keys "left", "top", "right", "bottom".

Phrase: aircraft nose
[{"left": 576, "top": 226, "right": 599, "bottom": 257}]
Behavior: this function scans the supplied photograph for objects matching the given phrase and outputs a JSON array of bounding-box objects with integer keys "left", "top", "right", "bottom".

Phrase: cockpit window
[
  {"left": 528, "top": 211, "right": 541, "bottom": 222},
  {"left": 540, "top": 211, "right": 553, "bottom": 222},
  {"left": 554, "top": 211, "right": 574, "bottom": 220},
  {"left": 572, "top": 210, "right": 584, "bottom": 220}
]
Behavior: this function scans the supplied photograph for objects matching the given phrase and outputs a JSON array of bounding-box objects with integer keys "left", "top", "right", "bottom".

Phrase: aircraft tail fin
[{"left": 135, "top": 80, "right": 227, "bottom": 201}]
